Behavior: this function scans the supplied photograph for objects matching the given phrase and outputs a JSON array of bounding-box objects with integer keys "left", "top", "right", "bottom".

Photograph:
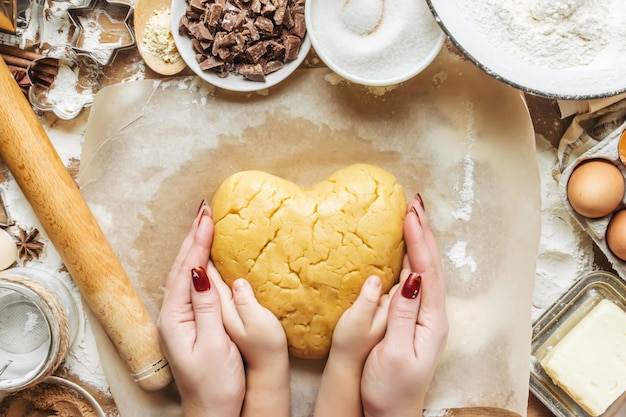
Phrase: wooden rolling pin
[
  {"left": 0, "top": 57, "right": 172, "bottom": 391},
  {"left": 444, "top": 407, "right": 522, "bottom": 416}
]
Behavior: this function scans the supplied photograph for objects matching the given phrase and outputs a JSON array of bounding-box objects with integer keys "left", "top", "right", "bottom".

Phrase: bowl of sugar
[
  {"left": 305, "top": 0, "right": 445, "bottom": 86},
  {"left": 427, "top": 0, "right": 626, "bottom": 99}
]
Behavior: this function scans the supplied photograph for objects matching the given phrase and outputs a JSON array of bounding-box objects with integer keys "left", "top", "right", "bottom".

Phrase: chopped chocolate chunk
[
  {"left": 265, "top": 39, "right": 285, "bottom": 59},
  {"left": 292, "top": 12, "right": 306, "bottom": 38},
  {"left": 251, "top": 0, "right": 262, "bottom": 13},
  {"left": 261, "top": 2, "right": 276, "bottom": 16},
  {"left": 247, "top": 42, "right": 268, "bottom": 62},
  {"left": 199, "top": 56, "right": 225, "bottom": 70},
  {"left": 190, "top": 23, "right": 215, "bottom": 41},
  {"left": 192, "top": 38, "right": 206, "bottom": 54},
  {"left": 207, "top": 3, "right": 224, "bottom": 28},
  {"left": 179, "top": 14, "right": 191, "bottom": 35},
  {"left": 239, "top": 64, "right": 266, "bottom": 81},
  {"left": 254, "top": 16, "right": 274, "bottom": 35},
  {"left": 189, "top": 0, "right": 205, "bottom": 12},
  {"left": 283, "top": 35, "right": 301, "bottom": 60},
  {"left": 263, "top": 60, "right": 284, "bottom": 74},
  {"left": 221, "top": 11, "right": 239, "bottom": 31},
  {"left": 274, "top": 0, "right": 288, "bottom": 25}
]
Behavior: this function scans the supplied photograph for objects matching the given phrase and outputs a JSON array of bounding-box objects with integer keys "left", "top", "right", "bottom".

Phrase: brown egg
[
  {"left": 567, "top": 159, "right": 624, "bottom": 218},
  {"left": 619, "top": 129, "right": 626, "bottom": 166},
  {"left": 607, "top": 209, "right": 626, "bottom": 261}
]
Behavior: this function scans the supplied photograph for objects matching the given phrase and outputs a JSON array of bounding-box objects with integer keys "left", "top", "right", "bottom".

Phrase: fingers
[
  {"left": 404, "top": 196, "right": 446, "bottom": 316},
  {"left": 384, "top": 273, "right": 422, "bottom": 350},
  {"left": 189, "top": 266, "right": 228, "bottom": 344},
  {"left": 161, "top": 203, "right": 213, "bottom": 314},
  {"left": 166, "top": 200, "right": 212, "bottom": 288}
]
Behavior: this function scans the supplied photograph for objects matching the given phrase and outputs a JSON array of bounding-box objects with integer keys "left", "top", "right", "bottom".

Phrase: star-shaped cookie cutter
[{"left": 68, "top": 0, "right": 135, "bottom": 66}]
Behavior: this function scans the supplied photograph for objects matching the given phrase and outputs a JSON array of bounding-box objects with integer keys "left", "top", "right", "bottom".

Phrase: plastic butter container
[{"left": 530, "top": 271, "right": 626, "bottom": 417}]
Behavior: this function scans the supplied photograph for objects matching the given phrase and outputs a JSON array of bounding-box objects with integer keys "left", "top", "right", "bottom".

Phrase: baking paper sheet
[{"left": 78, "top": 47, "right": 540, "bottom": 417}]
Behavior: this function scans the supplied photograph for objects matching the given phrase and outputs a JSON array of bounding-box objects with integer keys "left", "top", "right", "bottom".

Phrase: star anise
[{"left": 16, "top": 227, "right": 45, "bottom": 261}]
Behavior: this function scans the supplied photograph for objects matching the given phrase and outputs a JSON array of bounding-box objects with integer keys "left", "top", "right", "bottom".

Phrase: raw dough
[{"left": 211, "top": 164, "right": 406, "bottom": 358}]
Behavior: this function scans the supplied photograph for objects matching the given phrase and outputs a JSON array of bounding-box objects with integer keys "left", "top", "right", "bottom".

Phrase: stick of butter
[{"left": 541, "top": 299, "right": 626, "bottom": 416}]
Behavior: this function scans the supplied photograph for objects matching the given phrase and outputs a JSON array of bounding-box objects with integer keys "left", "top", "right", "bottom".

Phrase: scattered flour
[
  {"left": 452, "top": 156, "right": 474, "bottom": 221},
  {"left": 532, "top": 134, "right": 594, "bottom": 321},
  {"left": 446, "top": 241, "right": 477, "bottom": 274}
]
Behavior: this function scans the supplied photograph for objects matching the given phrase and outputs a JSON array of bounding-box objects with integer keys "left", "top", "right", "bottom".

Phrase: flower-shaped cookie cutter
[
  {"left": 27, "top": 45, "right": 102, "bottom": 120},
  {"left": 68, "top": 0, "right": 135, "bottom": 66}
]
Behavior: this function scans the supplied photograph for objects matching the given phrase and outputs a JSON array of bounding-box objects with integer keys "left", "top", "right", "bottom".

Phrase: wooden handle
[
  {"left": 0, "top": 57, "right": 172, "bottom": 391},
  {"left": 445, "top": 407, "right": 522, "bottom": 417}
]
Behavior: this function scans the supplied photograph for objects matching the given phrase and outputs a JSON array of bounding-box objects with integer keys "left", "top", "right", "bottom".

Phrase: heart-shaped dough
[{"left": 211, "top": 164, "right": 406, "bottom": 358}]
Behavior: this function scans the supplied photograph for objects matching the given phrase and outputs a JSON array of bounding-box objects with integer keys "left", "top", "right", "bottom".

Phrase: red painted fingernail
[
  {"left": 192, "top": 266, "right": 211, "bottom": 292},
  {"left": 401, "top": 273, "right": 421, "bottom": 299},
  {"left": 411, "top": 205, "right": 421, "bottom": 225},
  {"left": 198, "top": 208, "right": 209, "bottom": 227},
  {"left": 415, "top": 193, "right": 425, "bottom": 211},
  {"left": 196, "top": 199, "right": 207, "bottom": 216}
]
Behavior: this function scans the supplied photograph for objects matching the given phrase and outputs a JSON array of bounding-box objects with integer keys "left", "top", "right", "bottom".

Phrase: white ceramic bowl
[
  {"left": 427, "top": 0, "right": 626, "bottom": 99},
  {"left": 305, "top": 0, "right": 444, "bottom": 86},
  {"left": 171, "top": 0, "right": 311, "bottom": 92}
]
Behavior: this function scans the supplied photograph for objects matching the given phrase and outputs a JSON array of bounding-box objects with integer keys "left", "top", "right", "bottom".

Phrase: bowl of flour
[
  {"left": 305, "top": 0, "right": 445, "bottom": 86},
  {"left": 427, "top": 0, "right": 626, "bottom": 99}
]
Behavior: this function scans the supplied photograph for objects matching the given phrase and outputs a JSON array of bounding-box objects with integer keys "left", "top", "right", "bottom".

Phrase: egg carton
[{"left": 558, "top": 121, "right": 626, "bottom": 281}]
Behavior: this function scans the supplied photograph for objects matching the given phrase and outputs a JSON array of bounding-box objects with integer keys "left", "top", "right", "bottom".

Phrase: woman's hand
[
  {"left": 313, "top": 275, "right": 389, "bottom": 417},
  {"left": 157, "top": 201, "right": 245, "bottom": 417},
  {"left": 361, "top": 194, "right": 449, "bottom": 417}
]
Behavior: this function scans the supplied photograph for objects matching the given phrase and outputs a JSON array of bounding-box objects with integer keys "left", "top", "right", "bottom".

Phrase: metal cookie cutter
[
  {"left": 68, "top": 0, "right": 135, "bottom": 66},
  {"left": 27, "top": 44, "right": 101, "bottom": 120}
]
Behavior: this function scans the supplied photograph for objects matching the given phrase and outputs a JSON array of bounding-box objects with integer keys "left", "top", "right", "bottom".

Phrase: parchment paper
[{"left": 77, "top": 47, "right": 540, "bottom": 417}]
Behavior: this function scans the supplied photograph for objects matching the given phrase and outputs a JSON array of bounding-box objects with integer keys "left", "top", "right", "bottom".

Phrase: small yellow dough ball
[{"left": 567, "top": 159, "right": 624, "bottom": 219}]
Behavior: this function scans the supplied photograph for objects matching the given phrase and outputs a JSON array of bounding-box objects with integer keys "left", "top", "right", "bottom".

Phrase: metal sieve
[
  {"left": 0, "top": 292, "right": 50, "bottom": 354},
  {"left": 0, "top": 268, "right": 80, "bottom": 393}
]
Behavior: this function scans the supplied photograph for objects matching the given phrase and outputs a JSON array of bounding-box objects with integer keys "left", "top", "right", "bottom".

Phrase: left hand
[{"left": 157, "top": 202, "right": 245, "bottom": 417}]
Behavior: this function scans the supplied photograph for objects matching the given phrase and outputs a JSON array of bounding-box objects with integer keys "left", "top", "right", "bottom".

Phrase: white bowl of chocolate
[
  {"left": 305, "top": 0, "right": 444, "bottom": 86},
  {"left": 172, "top": 0, "right": 311, "bottom": 92}
]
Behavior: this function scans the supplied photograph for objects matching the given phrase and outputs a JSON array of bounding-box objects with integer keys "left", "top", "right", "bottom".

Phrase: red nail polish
[
  {"left": 196, "top": 199, "right": 207, "bottom": 216},
  {"left": 198, "top": 208, "right": 209, "bottom": 227},
  {"left": 415, "top": 193, "right": 425, "bottom": 211},
  {"left": 401, "top": 273, "right": 421, "bottom": 299},
  {"left": 411, "top": 205, "right": 421, "bottom": 225},
  {"left": 192, "top": 266, "right": 211, "bottom": 292}
]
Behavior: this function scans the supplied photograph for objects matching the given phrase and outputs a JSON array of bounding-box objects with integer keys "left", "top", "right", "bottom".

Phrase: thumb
[
  {"left": 231, "top": 278, "right": 266, "bottom": 326},
  {"left": 348, "top": 275, "right": 383, "bottom": 324}
]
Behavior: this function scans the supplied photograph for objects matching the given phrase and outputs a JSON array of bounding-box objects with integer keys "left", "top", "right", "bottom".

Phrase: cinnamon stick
[
  {"left": 8, "top": 64, "right": 26, "bottom": 79},
  {"left": 1, "top": 53, "right": 32, "bottom": 69},
  {"left": 0, "top": 44, "right": 44, "bottom": 62}
]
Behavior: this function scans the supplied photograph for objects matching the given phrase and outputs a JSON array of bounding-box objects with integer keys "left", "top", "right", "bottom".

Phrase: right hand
[{"left": 361, "top": 195, "right": 449, "bottom": 417}]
